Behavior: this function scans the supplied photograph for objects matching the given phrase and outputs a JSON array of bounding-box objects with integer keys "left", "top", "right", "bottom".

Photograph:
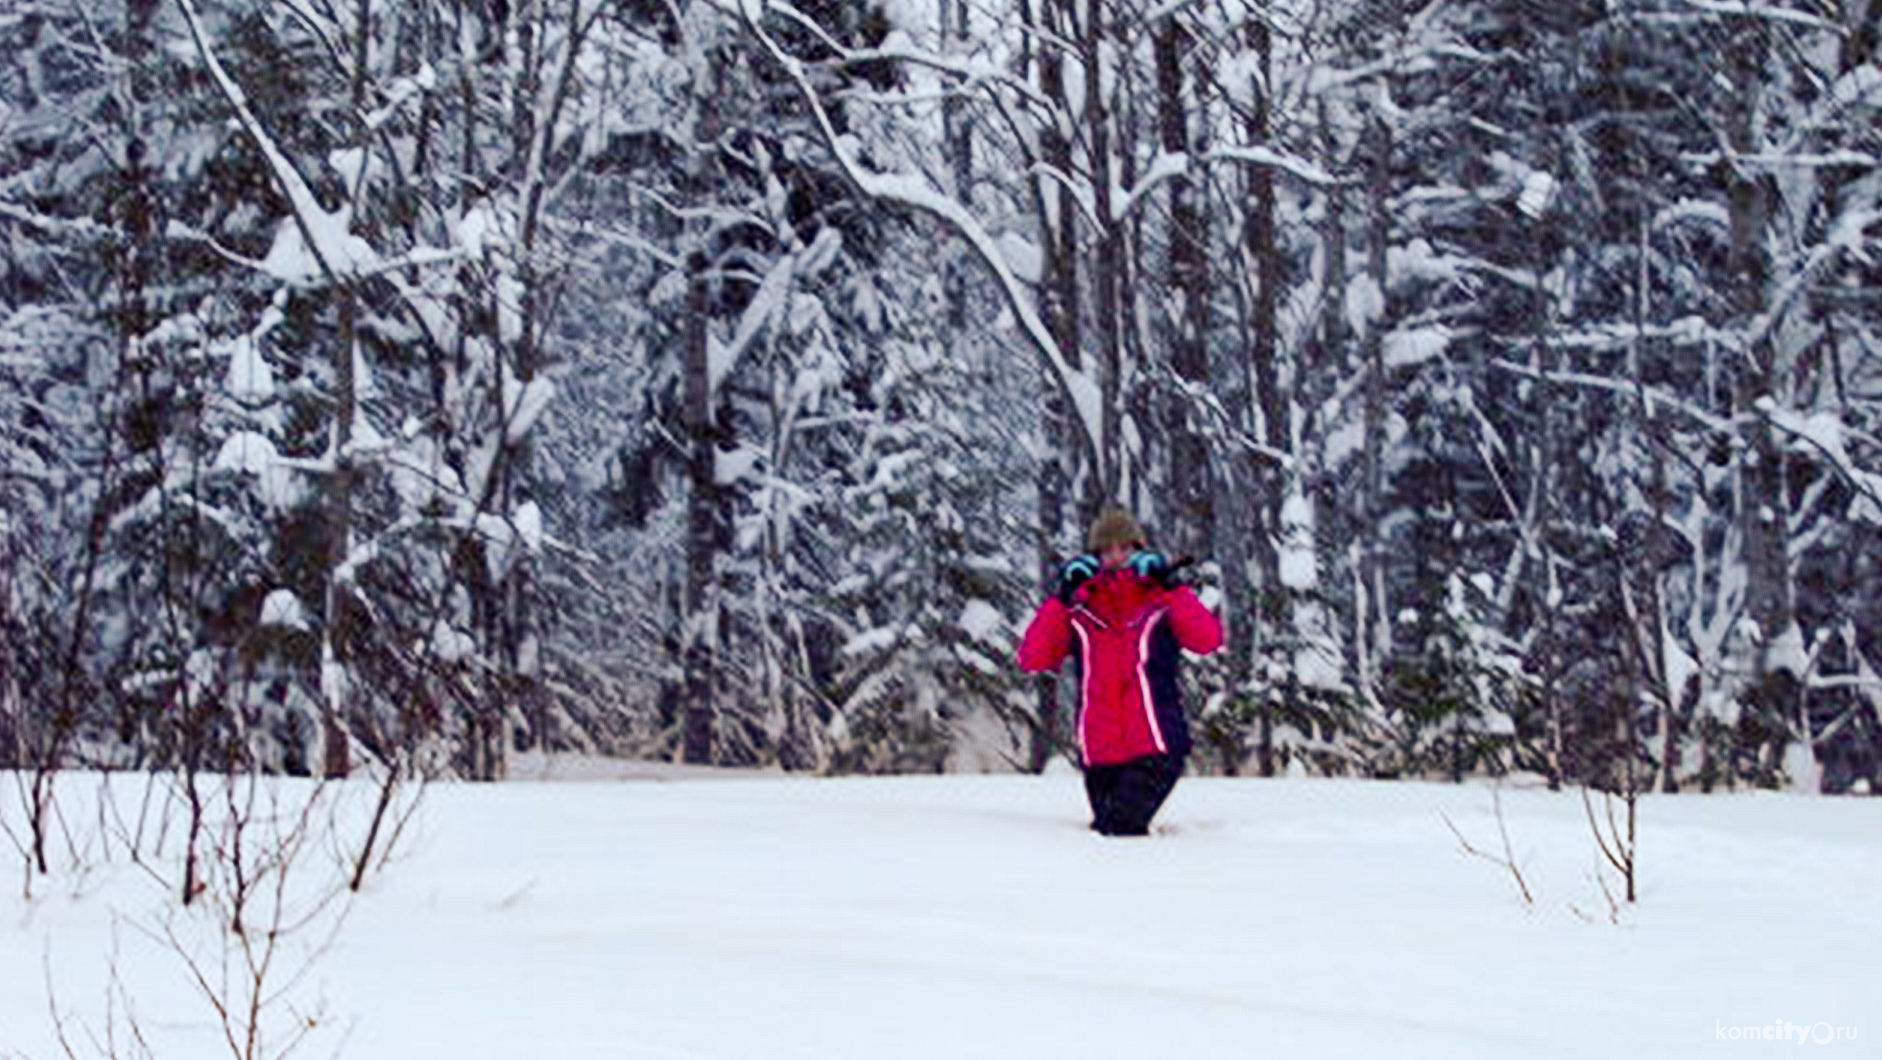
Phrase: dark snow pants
[{"left": 1084, "top": 753, "right": 1184, "bottom": 836}]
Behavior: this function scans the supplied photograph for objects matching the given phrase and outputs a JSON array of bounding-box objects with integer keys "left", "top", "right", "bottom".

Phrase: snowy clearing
[{"left": 1, "top": 770, "right": 1875, "bottom": 1059}]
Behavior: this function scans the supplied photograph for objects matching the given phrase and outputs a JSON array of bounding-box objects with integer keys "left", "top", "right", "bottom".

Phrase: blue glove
[
  {"left": 1056, "top": 554, "right": 1100, "bottom": 603},
  {"left": 1127, "top": 549, "right": 1172, "bottom": 585}
]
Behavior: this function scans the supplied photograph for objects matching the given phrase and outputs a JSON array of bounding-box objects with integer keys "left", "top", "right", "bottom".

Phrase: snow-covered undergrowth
[{"left": 2, "top": 768, "right": 1875, "bottom": 1059}]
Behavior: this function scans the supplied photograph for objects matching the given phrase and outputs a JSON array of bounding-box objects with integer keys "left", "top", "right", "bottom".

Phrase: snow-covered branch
[
  {"left": 709, "top": 253, "right": 795, "bottom": 396},
  {"left": 1027, "top": 163, "right": 1099, "bottom": 227},
  {"left": 0, "top": 201, "right": 109, "bottom": 239},
  {"left": 1739, "top": 205, "right": 1881, "bottom": 354},
  {"left": 1758, "top": 399, "right": 1882, "bottom": 520},
  {"left": 1208, "top": 145, "right": 1340, "bottom": 187},
  {"left": 177, "top": 0, "right": 358, "bottom": 285},
  {"left": 738, "top": 5, "right": 1103, "bottom": 466},
  {"left": 790, "top": 12, "right": 1054, "bottom": 113},
  {"left": 1674, "top": 0, "right": 1844, "bottom": 31},
  {"left": 1679, "top": 150, "right": 1879, "bottom": 169},
  {"left": 1490, "top": 358, "right": 1736, "bottom": 434},
  {"left": 1309, "top": 43, "right": 1493, "bottom": 93},
  {"left": 1110, "top": 152, "right": 1189, "bottom": 222}
]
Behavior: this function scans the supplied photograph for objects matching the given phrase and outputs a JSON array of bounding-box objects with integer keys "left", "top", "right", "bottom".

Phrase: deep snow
[{"left": 2, "top": 765, "right": 1875, "bottom": 1059}]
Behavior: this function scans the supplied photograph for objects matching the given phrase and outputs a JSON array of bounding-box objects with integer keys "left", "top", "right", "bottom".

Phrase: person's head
[{"left": 1085, "top": 506, "right": 1147, "bottom": 570}]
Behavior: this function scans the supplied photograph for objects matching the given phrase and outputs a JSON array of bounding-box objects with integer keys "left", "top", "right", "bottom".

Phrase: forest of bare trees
[{"left": 4, "top": 0, "right": 1881, "bottom": 795}]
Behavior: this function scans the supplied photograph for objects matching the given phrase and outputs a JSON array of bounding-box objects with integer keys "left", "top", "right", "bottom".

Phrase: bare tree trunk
[
  {"left": 1628, "top": 215, "right": 1681, "bottom": 796},
  {"left": 1310, "top": 95, "right": 1354, "bottom": 760},
  {"left": 1155, "top": 17, "right": 1212, "bottom": 563},
  {"left": 1314, "top": 97, "right": 1345, "bottom": 382},
  {"left": 1536, "top": 242, "right": 1565, "bottom": 793},
  {"left": 1358, "top": 116, "right": 1393, "bottom": 705},
  {"left": 682, "top": 257, "right": 720, "bottom": 765},
  {"left": 1619, "top": 680, "right": 1640, "bottom": 902},
  {"left": 321, "top": 316, "right": 357, "bottom": 782},
  {"left": 481, "top": 0, "right": 593, "bottom": 774},
  {"left": 1725, "top": 24, "right": 1799, "bottom": 784},
  {"left": 1083, "top": 0, "right": 1122, "bottom": 500},
  {"left": 1206, "top": 131, "right": 1256, "bottom": 778},
  {"left": 1034, "top": 382, "right": 1073, "bottom": 773},
  {"left": 673, "top": 29, "right": 730, "bottom": 766},
  {"left": 23, "top": 0, "right": 166, "bottom": 872},
  {"left": 942, "top": 0, "right": 974, "bottom": 334},
  {"left": 1244, "top": 14, "right": 1282, "bottom": 777},
  {"left": 317, "top": 0, "right": 383, "bottom": 783},
  {"left": 1610, "top": 228, "right": 1654, "bottom": 893},
  {"left": 1025, "top": 0, "right": 1082, "bottom": 772}
]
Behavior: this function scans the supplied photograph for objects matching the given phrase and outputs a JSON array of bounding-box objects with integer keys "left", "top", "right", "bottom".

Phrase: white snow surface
[{"left": 2, "top": 770, "right": 1876, "bottom": 1059}]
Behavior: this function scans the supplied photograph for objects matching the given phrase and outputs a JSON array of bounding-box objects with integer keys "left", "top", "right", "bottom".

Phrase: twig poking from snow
[
  {"left": 1440, "top": 786, "right": 1533, "bottom": 906},
  {"left": 1579, "top": 785, "right": 1635, "bottom": 908}
]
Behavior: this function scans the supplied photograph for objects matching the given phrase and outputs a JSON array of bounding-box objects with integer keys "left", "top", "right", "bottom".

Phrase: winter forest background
[{"left": 4, "top": 0, "right": 1882, "bottom": 797}]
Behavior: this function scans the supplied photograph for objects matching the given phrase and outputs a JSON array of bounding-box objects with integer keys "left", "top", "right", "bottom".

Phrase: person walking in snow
[{"left": 1017, "top": 506, "right": 1224, "bottom": 836}]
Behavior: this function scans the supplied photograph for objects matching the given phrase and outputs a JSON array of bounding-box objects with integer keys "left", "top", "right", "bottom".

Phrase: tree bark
[
  {"left": 1244, "top": 14, "right": 1282, "bottom": 777},
  {"left": 1359, "top": 116, "right": 1393, "bottom": 709},
  {"left": 681, "top": 257, "right": 719, "bottom": 765},
  {"left": 942, "top": 0, "right": 974, "bottom": 334},
  {"left": 1083, "top": 0, "right": 1123, "bottom": 501},
  {"left": 1725, "top": 24, "right": 1799, "bottom": 783},
  {"left": 678, "top": 46, "right": 726, "bottom": 766},
  {"left": 1025, "top": 0, "right": 1083, "bottom": 772},
  {"left": 1155, "top": 17, "right": 1212, "bottom": 562}
]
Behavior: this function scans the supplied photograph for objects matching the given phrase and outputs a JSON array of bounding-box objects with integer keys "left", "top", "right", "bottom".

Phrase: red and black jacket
[{"left": 1016, "top": 568, "right": 1224, "bottom": 767}]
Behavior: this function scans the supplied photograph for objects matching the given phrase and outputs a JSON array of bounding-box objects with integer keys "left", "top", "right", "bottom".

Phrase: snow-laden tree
[
  {"left": 1308, "top": 0, "right": 1882, "bottom": 792},
  {"left": 0, "top": 0, "right": 610, "bottom": 785},
  {"left": 7, "top": 0, "right": 1882, "bottom": 791},
  {"left": 1483, "top": 1, "right": 1882, "bottom": 794},
  {"left": 0, "top": 1, "right": 210, "bottom": 791}
]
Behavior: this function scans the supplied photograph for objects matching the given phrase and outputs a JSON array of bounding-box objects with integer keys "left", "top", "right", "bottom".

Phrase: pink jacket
[{"left": 1017, "top": 568, "right": 1223, "bottom": 766}]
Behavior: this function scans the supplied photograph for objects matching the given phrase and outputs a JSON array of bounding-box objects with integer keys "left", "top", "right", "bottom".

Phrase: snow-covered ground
[{"left": 2, "top": 766, "right": 1875, "bottom": 1059}]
